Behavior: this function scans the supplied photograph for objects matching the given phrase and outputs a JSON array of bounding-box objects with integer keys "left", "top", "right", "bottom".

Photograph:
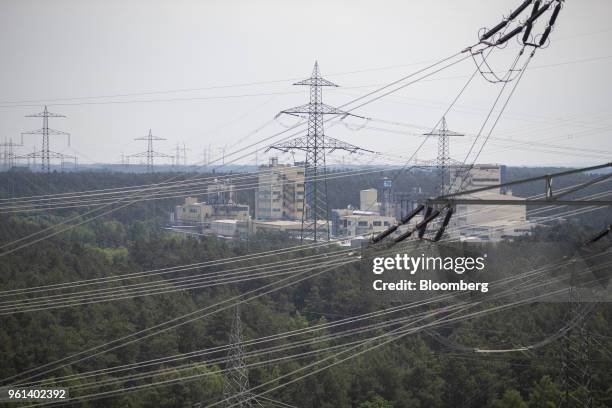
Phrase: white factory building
[
  {"left": 332, "top": 188, "right": 396, "bottom": 238},
  {"left": 447, "top": 164, "right": 536, "bottom": 242}
]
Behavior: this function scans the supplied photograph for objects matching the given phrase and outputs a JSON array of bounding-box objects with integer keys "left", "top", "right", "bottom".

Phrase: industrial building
[
  {"left": 206, "top": 178, "right": 236, "bottom": 205},
  {"left": 452, "top": 190, "right": 534, "bottom": 241},
  {"left": 332, "top": 208, "right": 395, "bottom": 237},
  {"left": 445, "top": 164, "right": 536, "bottom": 241},
  {"left": 359, "top": 188, "right": 380, "bottom": 214},
  {"left": 169, "top": 164, "right": 533, "bottom": 243},
  {"left": 255, "top": 157, "right": 305, "bottom": 221},
  {"left": 250, "top": 219, "right": 328, "bottom": 236},
  {"left": 448, "top": 163, "right": 507, "bottom": 193},
  {"left": 173, "top": 196, "right": 250, "bottom": 225},
  {"left": 332, "top": 188, "right": 396, "bottom": 238},
  {"left": 171, "top": 177, "right": 251, "bottom": 238}
]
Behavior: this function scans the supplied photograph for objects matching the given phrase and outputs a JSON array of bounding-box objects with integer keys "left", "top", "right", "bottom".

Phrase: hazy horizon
[{"left": 1, "top": 0, "right": 611, "bottom": 168}]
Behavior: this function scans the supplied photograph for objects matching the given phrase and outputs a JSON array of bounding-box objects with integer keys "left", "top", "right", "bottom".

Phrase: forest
[{"left": 0, "top": 168, "right": 610, "bottom": 407}]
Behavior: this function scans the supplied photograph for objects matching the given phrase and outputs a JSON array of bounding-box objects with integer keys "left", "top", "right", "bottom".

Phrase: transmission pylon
[
  {"left": 222, "top": 305, "right": 254, "bottom": 408},
  {"left": 182, "top": 142, "right": 190, "bottom": 166},
  {"left": 558, "top": 262, "right": 593, "bottom": 408},
  {"left": 174, "top": 144, "right": 181, "bottom": 167},
  {"left": 127, "top": 129, "right": 173, "bottom": 173},
  {"left": 173, "top": 142, "right": 190, "bottom": 167},
  {"left": 19, "top": 106, "right": 73, "bottom": 173},
  {"left": 423, "top": 116, "right": 464, "bottom": 194},
  {"left": 0, "top": 137, "right": 22, "bottom": 170},
  {"left": 268, "top": 61, "right": 372, "bottom": 241}
]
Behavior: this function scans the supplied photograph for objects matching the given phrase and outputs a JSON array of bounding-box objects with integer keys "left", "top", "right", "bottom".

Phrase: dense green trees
[{"left": 0, "top": 170, "right": 610, "bottom": 407}]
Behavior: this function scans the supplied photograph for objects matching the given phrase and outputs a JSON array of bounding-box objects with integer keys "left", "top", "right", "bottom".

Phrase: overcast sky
[{"left": 0, "top": 0, "right": 610, "bottom": 168}]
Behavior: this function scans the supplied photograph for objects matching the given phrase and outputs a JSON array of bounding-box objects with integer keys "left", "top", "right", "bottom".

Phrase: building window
[
  {"left": 358, "top": 221, "right": 368, "bottom": 227},
  {"left": 373, "top": 221, "right": 382, "bottom": 227}
]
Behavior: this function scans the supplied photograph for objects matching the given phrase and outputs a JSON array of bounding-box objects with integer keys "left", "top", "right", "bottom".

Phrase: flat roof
[
  {"left": 253, "top": 220, "right": 302, "bottom": 226},
  {"left": 212, "top": 219, "right": 239, "bottom": 224}
]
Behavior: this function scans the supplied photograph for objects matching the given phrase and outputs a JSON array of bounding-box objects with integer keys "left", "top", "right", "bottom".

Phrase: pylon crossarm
[
  {"left": 134, "top": 136, "right": 166, "bottom": 141},
  {"left": 279, "top": 102, "right": 351, "bottom": 116},
  {"left": 21, "top": 128, "right": 70, "bottom": 136},
  {"left": 128, "top": 151, "right": 174, "bottom": 159},
  {"left": 126, "top": 152, "right": 149, "bottom": 158},
  {"left": 47, "top": 151, "right": 76, "bottom": 159},
  {"left": 269, "top": 135, "right": 372, "bottom": 154},
  {"left": 15, "top": 151, "right": 75, "bottom": 160},
  {"left": 294, "top": 77, "right": 338, "bottom": 87}
]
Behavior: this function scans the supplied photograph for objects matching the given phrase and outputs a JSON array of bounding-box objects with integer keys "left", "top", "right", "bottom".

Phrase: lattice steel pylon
[
  {"left": 222, "top": 305, "right": 254, "bottom": 408},
  {"left": 128, "top": 129, "right": 173, "bottom": 173},
  {"left": 269, "top": 62, "right": 371, "bottom": 241},
  {"left": 19, "top": 106, "right": 72, "bottom": 173},
  {"left": 423, "top": 116, "right": 464, "bottom": 194},
  {"left": 558, "top": 265, "right": 593, "bottom": 408},
  {"left": 0, "top": 137, "right": 22, "bottom": 170}
]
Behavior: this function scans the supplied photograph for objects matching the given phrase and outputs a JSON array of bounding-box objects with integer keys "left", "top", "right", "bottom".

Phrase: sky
[{"left": 0, "top": 0, "right": 611, "bottom": 168}]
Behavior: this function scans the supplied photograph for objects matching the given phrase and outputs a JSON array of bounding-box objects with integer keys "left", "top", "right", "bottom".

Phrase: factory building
[
  {"left": 447, "top": 164, "right": 507, "bottom": 193},
  {"left": 206, "top": 178, "right": 236, "bottom": 205},
  {"left": 445, "top": 164, "right": 535, "bottom": 241},
  {"left": 452, "top": 190, "right": 533, "bottom": 241},
  {"left": 359, "top": 188, "right": 380, "bottom": 214},
  {"left": 332, "top": 188, "right": 396, "bottom": 238},
  {"left": 332, "top": 208, "right": 395, "bottom": 237},
  {"left": 255, "top": 157, "right": 305, "bottom": 221},
  {"left": 250, "top": 219, "right": 328, "bottom": 236},
  {"left": 173, "top": 196, "right": 250, "bottom": 225}
]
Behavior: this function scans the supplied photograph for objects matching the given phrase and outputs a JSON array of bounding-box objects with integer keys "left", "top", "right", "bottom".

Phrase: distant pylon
[
  {"left": 222, "top": 305, "right": 254, "bottom": 408},
  {"left": 268, "top": 62, "right": 372, "bottom": 241},
  {"left": 128, "top": 129, "right": 173, "bottom": 173},
  {"left": 423, "top": 116, "right": 464, "bottom": 194},
  {"left": 174, "top": 144, "right": 181, "bottom": 167},
  {"left": 19, "top": 106, "right": 72, "bottom": 173},
  {"left": 0, "top": 137, "right": 22, "bottom": 170},
  {"left": 182, "top": 142, "right": 189, "bottom": 166}
]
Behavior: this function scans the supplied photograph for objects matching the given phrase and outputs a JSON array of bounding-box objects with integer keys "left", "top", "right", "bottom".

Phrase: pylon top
[
  {"left": 423, "top": 116, "right": 465, "bottom": 137},
  {"left": 134, "top": 129, "right": 166, "bottom": 141},
  {"left": 25, "top": 105, "right": 66, "bottom": 119},
  {"left": 293, "top": 61, "right": 339, "bottom": 87}
]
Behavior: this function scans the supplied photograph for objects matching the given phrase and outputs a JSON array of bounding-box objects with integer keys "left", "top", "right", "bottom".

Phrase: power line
[
  {"left": 0, "top": 48, "right": 472, "bottom": 257},
  {"left": 269, "top": 61, "right": 372, "bottom": 242}
]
